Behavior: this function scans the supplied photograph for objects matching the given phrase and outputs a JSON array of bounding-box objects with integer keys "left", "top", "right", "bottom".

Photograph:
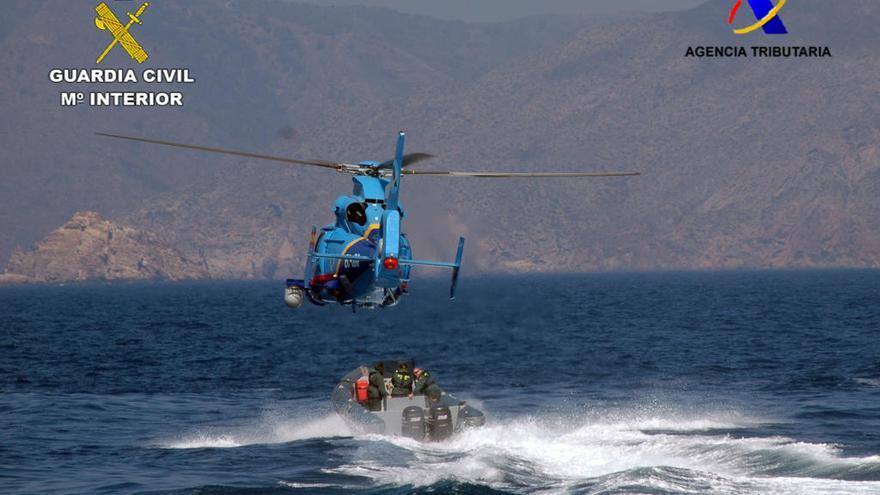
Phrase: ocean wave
[
  {"left": 853, "top": 378, "right": 880, "bottom": 388},
  {"left": 327, "top": 410, "right": 880, "bottom": 494},
  {"left": 152, "top": 404, "right": 880, "bottom": 493}
]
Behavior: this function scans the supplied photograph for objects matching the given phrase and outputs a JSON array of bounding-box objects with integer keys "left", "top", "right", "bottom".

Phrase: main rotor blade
[
  {"left": 96, "top": 132, "right": 358, "bottom": 171},
  {"left": 376, "top": 153, "right": 436, "bottom": 169},
  {"left": 399, "top": 170, "right": 640, "bottom": 178}
]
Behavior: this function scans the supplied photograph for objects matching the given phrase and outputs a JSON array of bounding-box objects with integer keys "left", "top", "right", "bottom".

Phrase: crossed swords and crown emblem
[{"left": 94, "top": 2, "right": 150, "bottom": 64}]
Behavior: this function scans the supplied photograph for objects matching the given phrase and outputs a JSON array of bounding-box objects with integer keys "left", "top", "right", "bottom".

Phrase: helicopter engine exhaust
[{"left": 284, "top": 285, "right": 305, "bottom": 309}]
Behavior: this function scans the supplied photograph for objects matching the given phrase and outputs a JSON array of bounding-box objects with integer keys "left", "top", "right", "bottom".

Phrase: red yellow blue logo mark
[{"left": 728, "top": 0, "right": 788, "bottom": 35}]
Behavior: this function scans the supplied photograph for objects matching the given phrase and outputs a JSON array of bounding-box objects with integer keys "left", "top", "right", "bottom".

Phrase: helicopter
[{"left": 98, "top": 131, "right": 639, "bottom": 310}]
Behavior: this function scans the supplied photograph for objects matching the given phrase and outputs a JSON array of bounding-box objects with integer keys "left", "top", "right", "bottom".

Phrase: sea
[{"left": 2, "top": 270, "right": 879, "bottom": 495}]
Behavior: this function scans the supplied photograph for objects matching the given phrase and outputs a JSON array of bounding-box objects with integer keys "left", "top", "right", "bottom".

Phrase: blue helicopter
[{"left": 98, "top": 131, "right": 638, "bottom": 310}]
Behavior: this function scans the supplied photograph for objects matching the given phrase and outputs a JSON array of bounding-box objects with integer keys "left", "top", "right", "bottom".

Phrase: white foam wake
[
  {"left": 328, "top": 411, "right": 880, "bottom": 494},
  {"left": 160, "top": 412, "right": 352, "bottom": 449},
  {"left": 153, "top": 404, "right": 880, "bottom": 494}
]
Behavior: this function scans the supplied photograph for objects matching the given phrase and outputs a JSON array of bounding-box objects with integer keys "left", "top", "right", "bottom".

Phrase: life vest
[{"left": 393, "top": 370, "right": 413, "bottom": 388}]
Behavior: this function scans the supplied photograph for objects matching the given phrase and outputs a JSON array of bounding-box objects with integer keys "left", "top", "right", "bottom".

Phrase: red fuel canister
[{"left": 356, "top": 378, "right": 369, "bottom": 402}]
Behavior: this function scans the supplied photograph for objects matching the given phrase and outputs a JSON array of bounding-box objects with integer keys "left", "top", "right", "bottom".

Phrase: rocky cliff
[{"left": 0, "top": 212, "right": 209, "bottom": 284}]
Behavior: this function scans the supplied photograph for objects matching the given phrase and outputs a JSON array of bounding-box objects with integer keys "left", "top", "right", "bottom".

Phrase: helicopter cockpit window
[{"left": 345, "top": 202, "right": 367, "bottom": 226}]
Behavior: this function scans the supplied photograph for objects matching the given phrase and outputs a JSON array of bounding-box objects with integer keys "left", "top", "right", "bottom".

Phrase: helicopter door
[{"left": 345, "top": 202, "right": 367, "bottom": 226}]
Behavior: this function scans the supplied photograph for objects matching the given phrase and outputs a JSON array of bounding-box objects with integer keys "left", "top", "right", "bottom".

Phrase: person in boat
[
  {"left": 367, "top": 362, "right": 387, "bottom": 411},
  {"left": 409, "top": 367, "right": 442, "bottom": 398},
  {"left": 391, "top": 363, "right": 414, "bottom": 397}
]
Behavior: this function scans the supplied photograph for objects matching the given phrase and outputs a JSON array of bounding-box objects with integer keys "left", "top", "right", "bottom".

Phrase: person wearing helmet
[
  {"left": 391, "top": 363, "right": 414, "bottom": 397},
  {"left": 367, "top": 362, "right": 387, "bottom": 411}
]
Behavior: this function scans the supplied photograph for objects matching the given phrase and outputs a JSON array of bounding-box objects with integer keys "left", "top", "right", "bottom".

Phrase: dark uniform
[
  {"left": 391, "top": 365, "right": 413, "bottom": 397},
  {"left": 413, "top": 370, "right": 442, "bottom": 398},
  {"left": 367, "top": 363, "right": 387, "bottom": 411}
]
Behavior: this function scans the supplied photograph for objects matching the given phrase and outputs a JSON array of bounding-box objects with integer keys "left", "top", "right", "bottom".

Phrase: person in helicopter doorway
[
  {"left": 367, "top": 362, "right": 387, "bottom": 411},
  {"left": 409, "top": 367, "right": 442, "bottom": 399},
  {"left": 390, "top": 363, "right": 414, "bottom": 397}
]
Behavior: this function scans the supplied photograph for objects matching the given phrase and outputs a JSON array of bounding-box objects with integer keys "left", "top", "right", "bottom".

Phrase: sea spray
[
  {"left": 327, "top": 411, "right": 880, "bottom": 493},
  {"left": 161, "top": 412, "right": 353, "bottom": 449}
]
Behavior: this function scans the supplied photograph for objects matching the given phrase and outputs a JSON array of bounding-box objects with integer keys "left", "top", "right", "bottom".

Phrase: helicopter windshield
[{"left": 345, "top": 202, "right": 367, "bottom": 226}]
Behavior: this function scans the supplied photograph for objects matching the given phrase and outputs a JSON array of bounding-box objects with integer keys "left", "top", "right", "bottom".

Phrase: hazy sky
[{"left": 289, "top": 0, "right": 707, "bottom": 23}]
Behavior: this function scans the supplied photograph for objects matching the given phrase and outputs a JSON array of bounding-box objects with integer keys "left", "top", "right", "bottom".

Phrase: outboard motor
[
  {"left": 401, "top": 406, "right": 425, "bottom": 440},
  {"left": 458, "top": 405, "right": 485, "bottom": 429},
  {"left": 427, "top": 406, "right": 453, "bottom": 441}
]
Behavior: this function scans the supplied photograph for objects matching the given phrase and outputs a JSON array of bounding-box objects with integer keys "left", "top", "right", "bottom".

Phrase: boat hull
[{"left": 332, "top": 361, "right": 485, "bottom": 440}]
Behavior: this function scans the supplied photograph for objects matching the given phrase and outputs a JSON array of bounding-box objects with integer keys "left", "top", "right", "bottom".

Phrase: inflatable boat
[{"left": 331, "top": 359, "right": 485, "bottom": 441}]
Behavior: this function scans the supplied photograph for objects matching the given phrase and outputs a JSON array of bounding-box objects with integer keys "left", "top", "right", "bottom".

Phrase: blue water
[{"left": 2, "top": 271, "right": 880, "bottom": 494}]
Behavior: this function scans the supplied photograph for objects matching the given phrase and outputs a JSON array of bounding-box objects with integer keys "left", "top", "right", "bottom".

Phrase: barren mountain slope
[{"left": 1, "top": 0, "right": 877, "bottom": 281}]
